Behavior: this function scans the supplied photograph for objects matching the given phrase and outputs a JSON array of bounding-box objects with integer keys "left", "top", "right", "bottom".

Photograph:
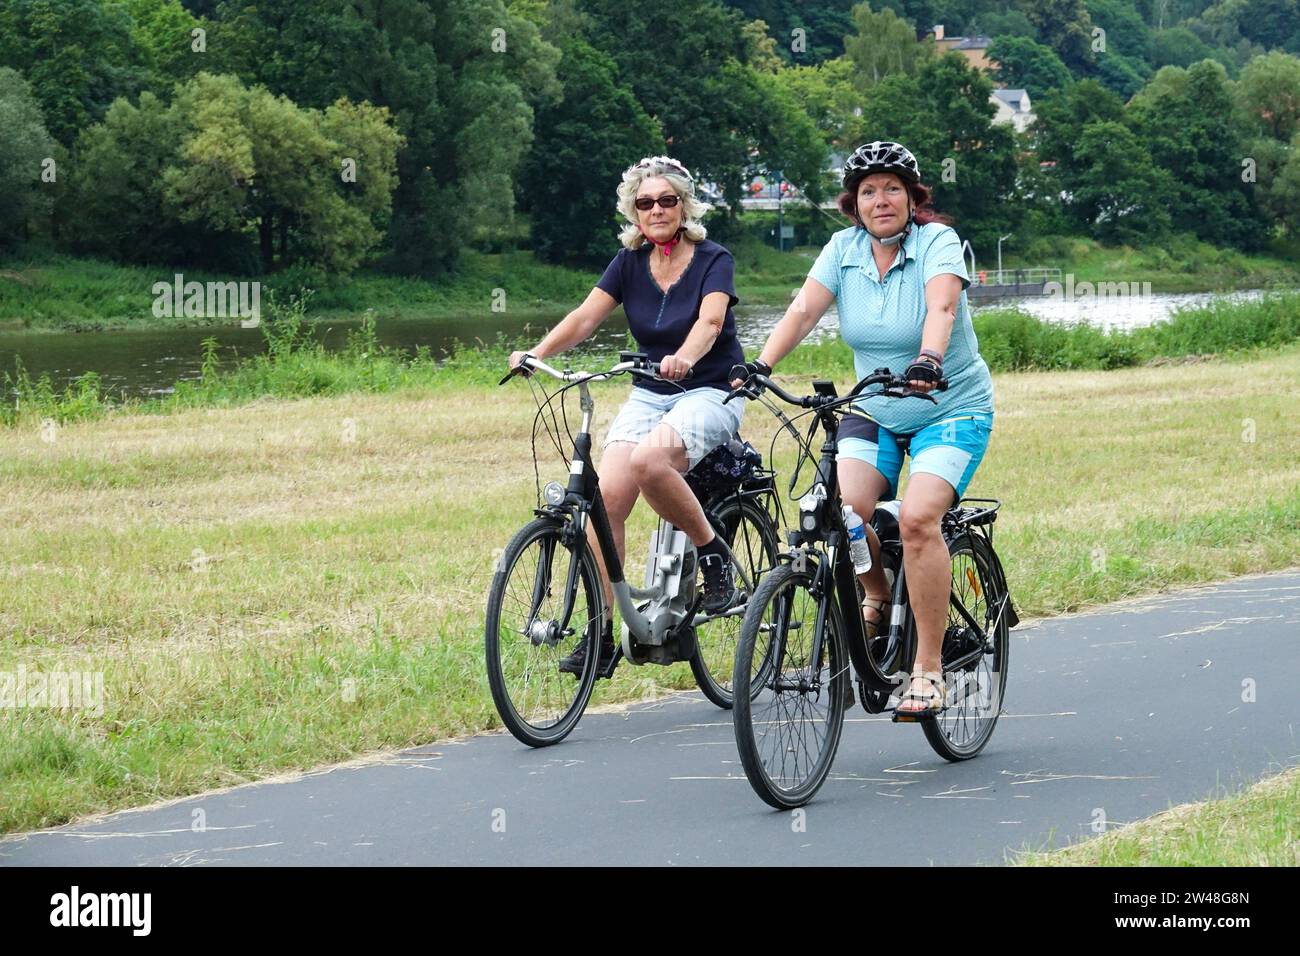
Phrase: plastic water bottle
[{"left": 843, "top": 505, "right": 872, "bottom": 573}]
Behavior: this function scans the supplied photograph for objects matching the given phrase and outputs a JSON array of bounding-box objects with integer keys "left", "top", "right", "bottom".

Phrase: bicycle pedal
[{"left": 597, "top": 652, "right": 621, "bottom": 680}]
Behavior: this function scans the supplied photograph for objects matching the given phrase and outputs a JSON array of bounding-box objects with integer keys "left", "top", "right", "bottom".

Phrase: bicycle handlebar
[
  {"left": 499, "top": 351, "right": 691, "bottom": 387},
  {"left": 724, "top": 365, "right": 947, "bottom": 408}
]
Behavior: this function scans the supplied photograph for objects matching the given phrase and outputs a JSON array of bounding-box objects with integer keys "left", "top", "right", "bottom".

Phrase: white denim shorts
[{"left": 603, "top": 386, "right": 745, "bottom": 468}]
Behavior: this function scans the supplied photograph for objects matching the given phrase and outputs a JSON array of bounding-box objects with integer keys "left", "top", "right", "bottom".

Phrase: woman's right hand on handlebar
[
  {"left": 508, "top": 350, "right": 537, "bottom": 374},
  {"left": 729, "top": 358, "right": 772, "bottom": 389}
]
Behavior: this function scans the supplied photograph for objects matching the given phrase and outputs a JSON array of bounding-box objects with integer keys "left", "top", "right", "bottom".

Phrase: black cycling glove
[
  {"left": 904, "top": 358, "right": 942, "bottom": 385},
  {"left": 730, "top": 358, "right": 773, "bottom": 383}
]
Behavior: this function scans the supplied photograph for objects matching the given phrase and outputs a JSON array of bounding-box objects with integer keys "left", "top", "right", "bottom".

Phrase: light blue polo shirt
[{"left": 808, "top": 222, "right": 994, "bottom": 435}]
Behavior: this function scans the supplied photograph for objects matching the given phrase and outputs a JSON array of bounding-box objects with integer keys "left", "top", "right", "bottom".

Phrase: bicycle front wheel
[
  {"left": 732, "top": 563, "right": 848, "bottom": 809},
  {"left": 920, "top": 533, "right": 1010, "bottom": 761},
  {"left": 690, "top": 493, "right": 780, "bottom": 709},
  {"left": 485, "top": 517, "right": 604, "bottom": 747}
]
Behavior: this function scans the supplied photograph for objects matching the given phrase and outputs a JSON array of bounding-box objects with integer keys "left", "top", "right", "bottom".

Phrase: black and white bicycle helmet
[{"left": 842, "top": 141, "right": 921, "bottom": 189}]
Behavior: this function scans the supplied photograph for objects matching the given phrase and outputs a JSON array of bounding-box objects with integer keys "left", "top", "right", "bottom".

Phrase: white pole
[{"left": 997, "top": 233, "right": 1013, "bottom": 285}]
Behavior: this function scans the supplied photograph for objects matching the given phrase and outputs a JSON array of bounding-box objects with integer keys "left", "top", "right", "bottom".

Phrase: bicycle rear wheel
[
  {"left": 690, "top": 494, "right": 779, "bottom": 708},
  {"left": 732, "top": 563, "right": 848, "bottom": 809},
  {"left": 485, "top": 516, "right": 604, "bottom": 747},
  {"left": 920, "top": 533, "right": 1010, "bottom": 761}
]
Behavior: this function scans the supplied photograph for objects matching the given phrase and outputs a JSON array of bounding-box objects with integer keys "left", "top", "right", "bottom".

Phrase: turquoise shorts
[{"left": 837, "top": 411, "right": 993, "bottom": 503}]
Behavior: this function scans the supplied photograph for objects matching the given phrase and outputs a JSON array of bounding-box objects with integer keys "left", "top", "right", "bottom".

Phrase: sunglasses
[{"left": 634, "top": 195, "right": 681, "bottom": 211}]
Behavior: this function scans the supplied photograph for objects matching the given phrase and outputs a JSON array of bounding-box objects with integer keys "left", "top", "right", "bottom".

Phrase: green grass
[
  {"left": 1, "top": 343, "right": 1298, "bottom": 834},
  {"left": 1015, "top": 767, "right": 1300, "bottom": 865},
  {"left": 1003, "top": 234, "right": 1300, "bottom": 293}
]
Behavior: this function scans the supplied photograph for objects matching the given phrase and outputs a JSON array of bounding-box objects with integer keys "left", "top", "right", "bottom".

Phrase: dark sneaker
[
  {"left": 699, "top": 552, "right": 738, "bottom": 614},
  {"left": 558, "top": 625, "right": 616, "bottom": 677}
]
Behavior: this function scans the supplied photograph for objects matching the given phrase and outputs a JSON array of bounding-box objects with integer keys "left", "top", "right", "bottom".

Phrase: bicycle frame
[
  {"left": 748, "top": 376, "right": 1011, "bottom": 700},
  {"left": 784, "top": 408, "right": 901, "bottom": 696},
  {"left": 520, "top": 356, "right": 756, "bottom": 654}
]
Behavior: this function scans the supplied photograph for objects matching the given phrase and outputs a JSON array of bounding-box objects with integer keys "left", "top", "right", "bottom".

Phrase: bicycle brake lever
[
  {"left": 723, "top": 384, "right": 758, "bottom": 405},
  {"left": 498, "top": 367, "right": 519, "bottom": 386}
]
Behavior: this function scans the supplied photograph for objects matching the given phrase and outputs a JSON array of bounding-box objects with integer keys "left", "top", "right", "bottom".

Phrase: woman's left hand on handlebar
[
  {"left": 905, "top": 355, "right": 942, "bottom": 393},
  {"left": 658, "top": 353, "right": 694, "bottom": 381}
]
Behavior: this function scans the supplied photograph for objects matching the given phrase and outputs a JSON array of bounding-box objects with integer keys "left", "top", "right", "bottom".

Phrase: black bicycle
[
  {"left": 485, "top": 352, "right": 781, "bottom": 748},
  {"left": 727, "top": 368, "right": 1019, "bottom": 808}
]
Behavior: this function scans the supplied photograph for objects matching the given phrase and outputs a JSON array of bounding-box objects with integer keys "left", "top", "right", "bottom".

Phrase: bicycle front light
[
  {"left": 543, "top": 481, "right": 566, "bottom": 506},
  {"left": 798, "top": 483, "right": 827, "bottom": 532}
]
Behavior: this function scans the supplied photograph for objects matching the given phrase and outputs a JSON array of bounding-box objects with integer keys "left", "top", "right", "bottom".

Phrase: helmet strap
[{"left": 861, "top": 202, "right": 914, "bottom": 247}]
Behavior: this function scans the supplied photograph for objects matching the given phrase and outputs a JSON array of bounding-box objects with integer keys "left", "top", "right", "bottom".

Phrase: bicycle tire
[
  {"left": 919, "top": 532, "right": 1010, "bottom": 761},
  {"left": 690, "top": 494, "right": 780, "bottom": 708},
  {"left": 485, "top": 516, "right": 604, "bottom": 747},
  {"left": 732, "top": 563, "right": 849, "bottom": 809}
]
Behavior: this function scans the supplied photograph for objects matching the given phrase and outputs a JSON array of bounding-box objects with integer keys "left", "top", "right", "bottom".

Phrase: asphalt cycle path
[{"left": 4, "top": 571, "right": 1297, "bottom": 866}]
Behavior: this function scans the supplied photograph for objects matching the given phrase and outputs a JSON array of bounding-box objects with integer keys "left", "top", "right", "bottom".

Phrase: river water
[{"left": 0, "top": 288, "right": 1274, "bottom": 400}]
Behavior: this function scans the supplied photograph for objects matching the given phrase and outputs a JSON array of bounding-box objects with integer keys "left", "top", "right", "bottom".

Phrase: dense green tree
[
  {"left": 520, "top": 37, "right": 664, "bottom": 265},
  {"left": 68, "top": 73, "right": 402, "bottom": 272},
  {"left": 1129, "top": 59, "right": 1264, "bottom": 247},
  {"left": 774, "top": 57, "right": 866, "bottom": 152},
  {"left": 1070, "top": 120, "right": 1175, "bottom": 241},
  {"left": 1018, "top": 0, "right": 1097, "bottom": 70},
  {"left": 1094, "top": 51, "right": 1151, "bottom": 97},
  {"left": 581, "top": 0, "right": 825, "bottom": 206},
  {"left": 0, "top": 67, "right": 59, "bottom": 247},
  {"left": 124, "top": 0, "right": 204, "bottom": 91},
  {"left": 1030, "top": 79, "right": 1125, "bottom": 175},
  {"left": 844, "top": 1, "right": 933, "bottom": 87},
  {"left": 209, "top": 0, "right": 558, "bottom": 275},
  {"left": 1236, "top": 0, "right": 1300, "bottom": 52},
  {"left": 859, "top": 53, "right": 1019, "bottom": 250},
  {"left": 721, "top": 1, "right": 858, "bottom": 62},
  {"left": 1149, "top": 25, "right": 1218, "bottom": 67},
  {"left": 1271, "top": 132, "right": 1300, "bottom": 234},
  {"left": 1087, "top": 0, "right": 1153, "bottom": 59},
  {"left": 162, "top": 74, "right": 402, "bottom": 272},
  {"left": 66, "top": 91, "right": 212, "bottom": 265},
  {"left": 1234, "top": 51, "right": 1300, "bottom": 140},
  {"left": 986, "top": 36, "right": 1073, "bottom": 98},
  {"left": 0, "top": 0, "right": 144, "bottom": 145},
  {"left": 1241, "top": 134, "right": 1300, "bottom": 235},
  {"left": 968, "top": 9, "right": 1036, "bottom": 38}
]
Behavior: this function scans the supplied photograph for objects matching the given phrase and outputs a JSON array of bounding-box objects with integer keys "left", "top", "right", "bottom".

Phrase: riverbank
[
  {"left": 6, "top": 288, "right": 1299, "bottom": 426},
  {"left": 999, "top": 234, "right": 1300, "bottom": 293},
  {"left": 3, "top": 236, "right": 1297, "bottom": 333},
  {"left": 2, "top": 344, "right": 1298, "bottom": 833}
]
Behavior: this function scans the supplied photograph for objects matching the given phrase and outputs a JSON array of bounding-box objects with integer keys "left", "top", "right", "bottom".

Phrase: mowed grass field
[{"left": 2, "top": 345, "right": 1298, "bottom": 837}]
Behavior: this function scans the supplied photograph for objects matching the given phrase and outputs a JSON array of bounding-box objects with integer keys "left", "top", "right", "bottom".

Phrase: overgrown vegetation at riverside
[
  {"left": 7, "top": 289, "right": 1300, "bottom": 428},
  {"left": 2, "top": 339, "right": 1297, "bottom": 834}
]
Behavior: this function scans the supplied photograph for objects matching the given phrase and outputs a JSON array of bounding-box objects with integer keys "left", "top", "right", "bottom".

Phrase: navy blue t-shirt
[{"left": 596, "top": 239, "right": 745, "bottom": 395}]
